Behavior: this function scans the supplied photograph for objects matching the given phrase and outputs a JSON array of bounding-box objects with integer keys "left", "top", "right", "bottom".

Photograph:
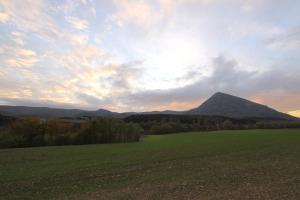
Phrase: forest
[
  {"left": 0, "top": 115, "right": 140, "bottom": 148},
  {"left": 1, "top": 113, "right": 300, "bottom": 148}
]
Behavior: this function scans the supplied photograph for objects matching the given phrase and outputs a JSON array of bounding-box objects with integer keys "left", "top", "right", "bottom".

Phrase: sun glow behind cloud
[
  {"left": 0, "top": 0, "right": 299, "bottom": 114},
  {"left": 288, "top": 110, "right": 300, "bottom": 118},
  {"left": 141, "top": 33, "right": 208, "bottom": 90}
]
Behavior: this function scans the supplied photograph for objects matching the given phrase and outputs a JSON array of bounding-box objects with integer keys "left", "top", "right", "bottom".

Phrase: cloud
[
  {"left": 57, "top": 44, "right": 106, "bottom": 74},
  {"left": 111, "top": 0, "right": 151, "bottom": 27},
  {"left": 123, "top": 56, "right": 252, "bottom": 107},
  {"left": 0, "top": 0, "right": 87, "bottom": 46},
  {"left": 0, "top": 0, "right": 299, "bottom": 113},
  {"left": 53, "top": 0, "right": 96, "bottom": 18},
  {"left": 69, "top": 33, "right": 89, "bottom": 45},
  {"left": 268, "top": 27, "right": 300, "bottom": 49},
  {"left": 110, "top": 0, "right": 176, "bottom": 27},
  {"left": 3, "top": 41, "right": 143, "bottom": 110},
  {"left": 0, "top": 12, "right": 9, "bottom": 22},
  {"left": 0, "top": 58, "right": 145, "bottom": 111},
  {"left": 2, "top": 50, "right": 299, "bottom": 112},
  {"left": 0, "top": 97, "right": 83, "bottom": 110},
  {"left": 0, "top": 0, "right": 63, "bottom": 41},
  {"left": 11, "top": 32, "right": 26, "bottom": 45},
  {"left": 76, "top": 93, "right": 104, "bottom": 106},
  {"left": 78, "top": 61, "right": 140, "bottom": 101},
  {"left": 69, "top": 61, "right": 144, "bottom": 109},
  {"left": 14, "top": 49, "right": 36, "bottom": 56},
  {"left": 122, "top": 56, "right": 300, "bottom": 112},
  {"left": 175, "top": 69, "right": 203, "bottom": 85},
  {"left": 66, "top": 16, "right": 89, "bottom": 30},
  {"left": 249, "top": 91, "right": 300, "bottom": 114},
  {"left": 104, "top": 61, "right": 144, "bottom": 91},
  {"left": 4, "top": 47, "right": 39, "bottom": 67},
  {"left": 5, "top": 58, "right": 38, "bottom": 68},
  {"left": 288, "top": 110, "right": 300, "bottom": 118}
]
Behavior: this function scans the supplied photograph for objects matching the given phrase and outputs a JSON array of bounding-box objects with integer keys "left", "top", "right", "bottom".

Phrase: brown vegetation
[{"left": 0, "top": 118, "right": 141, "bottom": 148}]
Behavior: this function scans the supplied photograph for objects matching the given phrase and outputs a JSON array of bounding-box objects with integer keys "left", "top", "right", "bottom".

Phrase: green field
[{"left": 1, "top": 129, "right": 300, "bottom": 200}]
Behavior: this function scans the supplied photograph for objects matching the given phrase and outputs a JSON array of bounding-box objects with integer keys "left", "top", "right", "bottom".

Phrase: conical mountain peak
[{"left": 188, "top": 92, "right": 295, "bottom": 120}]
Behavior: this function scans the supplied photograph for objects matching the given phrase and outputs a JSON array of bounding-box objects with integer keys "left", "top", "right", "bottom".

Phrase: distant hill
[
  {"left": 76, "top": 109, "right": 120, "bottom": 118},
  {"left": 0, "top": 106, "right": 118, "bottom": 118},
  {"left": 0, "top": 92, "right": 298, "bottom": 121},
  {"left": 187, "top": 92, "right": 297, "bottom": 120}
]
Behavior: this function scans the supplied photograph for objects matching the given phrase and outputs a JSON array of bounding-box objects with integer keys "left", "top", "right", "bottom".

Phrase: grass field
[{"left": 1, "top": 129, "right": 300, "bottom": 200}]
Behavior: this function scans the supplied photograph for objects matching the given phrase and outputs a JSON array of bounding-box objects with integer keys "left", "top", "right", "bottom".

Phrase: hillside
[
  {"left": 0, "top": 106, "right": 118, "bottom": 118},
  {"left": 187, "top": 92, "right": 297, "bottom": 120},
  {"left": 0, "top": 92, "right": 298, "bottom": 121}
]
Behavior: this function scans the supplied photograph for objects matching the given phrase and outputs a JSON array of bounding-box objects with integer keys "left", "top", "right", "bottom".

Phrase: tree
[{"left": 222, "top": 120, "right": 234, "bottom": 130}]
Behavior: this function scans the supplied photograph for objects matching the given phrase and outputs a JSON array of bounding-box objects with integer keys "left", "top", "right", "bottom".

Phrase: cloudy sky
[{"left": 0, "top": 0, "right": 300, "bottom": 116}]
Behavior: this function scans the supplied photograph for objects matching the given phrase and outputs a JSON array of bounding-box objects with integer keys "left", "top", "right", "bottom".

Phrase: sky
[{"left": 0, "top": 0, "right": 300, "bottom": 117}]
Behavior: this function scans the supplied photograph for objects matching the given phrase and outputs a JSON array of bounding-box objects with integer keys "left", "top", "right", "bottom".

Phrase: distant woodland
[
  {"left": 1, "top": 114, "right": 300, "bottom": 148},
  {"left": 0, "top": 115, "right": 140, "bottom": 148}
]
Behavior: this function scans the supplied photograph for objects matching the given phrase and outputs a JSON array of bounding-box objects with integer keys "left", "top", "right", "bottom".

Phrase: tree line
[
  {"left": 0, "top": 117, "right": 141, "bottom": 148},
  {"left": 1, "top": 113, "right": 300, "bottom": 148},
  {"left": 124, "top": 114, "right": 300, "bottom": 135}
]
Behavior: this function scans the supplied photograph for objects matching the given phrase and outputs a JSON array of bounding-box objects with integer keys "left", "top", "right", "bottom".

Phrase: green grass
[{"left": 1, "top": 129, "right": 300, "bottom": 200}]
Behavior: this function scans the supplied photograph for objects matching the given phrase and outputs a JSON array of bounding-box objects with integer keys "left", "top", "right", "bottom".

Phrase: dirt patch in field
[{"left": 62, "top": 175, "right": 300, "bottom": 200}]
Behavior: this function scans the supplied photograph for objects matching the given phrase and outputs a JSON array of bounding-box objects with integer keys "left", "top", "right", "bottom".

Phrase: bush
[{"left": 222, "top": 120, "right": 234, "bottom": 130}]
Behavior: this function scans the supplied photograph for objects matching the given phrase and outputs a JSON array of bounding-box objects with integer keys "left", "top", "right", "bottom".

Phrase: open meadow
[{"left": 1, "top": 129, "right": 300, "bottom": 200}]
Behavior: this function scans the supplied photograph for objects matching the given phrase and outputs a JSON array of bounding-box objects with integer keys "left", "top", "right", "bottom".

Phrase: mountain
[
  {"left": 187, "top": 92, "right": 297, "bottom": 120},
  {"left": 78, "top": 109, "right": 120, "bottom": 118},
  {"left": 0, "top": 106, "right": 118, "bottom": 118},
  {"left": 0, "top": 92, "right": 298, "bottom": 121}
]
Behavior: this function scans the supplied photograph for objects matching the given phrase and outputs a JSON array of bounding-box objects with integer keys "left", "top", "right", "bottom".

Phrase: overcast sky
[{"left": 0, "top": 0, "right": 300, "bottom": 116}]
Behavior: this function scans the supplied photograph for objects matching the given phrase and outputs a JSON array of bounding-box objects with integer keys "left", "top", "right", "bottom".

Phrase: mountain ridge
[
  {"left": 0, "top": 92, "right": 298, "bottom": 120},
  {"left": 187, "top": 92, "right": 297, "bottom": 120}
]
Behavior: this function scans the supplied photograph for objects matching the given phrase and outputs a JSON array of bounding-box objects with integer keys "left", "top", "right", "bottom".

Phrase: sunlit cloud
[
  {"left": 66, "top": 16, "right": 89, "bottom": 30},
  {"left": 11, "top": 32, "right": 26, "bottom": 46},
  {"left": 288, "top": 110, "right": 300, "bottom": 118},
  {"left": 111, "top": 0, "right": 152, "bottom": 27},
  {"left": 69, "top": 33, "right": 89, "bottom": 45},
  {"left": 4, "top": 47, "right": 39, "bottom": 67},
  {"left": 14, "top": 49, "right": 36, "bottom": 56},
  {"left": 0, "top": 0, "right": 63, "bottom": 41},
  {"left": 54, "top": 0, "right": 96, "bottom": 18},
  {"left": 56, "top": 44, "right": 106, "bottom": 73},
  {"left": 0, "top": 12, "right": 9, "bottom": 22},
  {"left": 5, "top": 58, "right": 38, "bottom": 68},
  {"left": 110, "top": 0, "right": 176, "bottom": 27},
  {"left": 0, "top": 88, "right": 32, "bottom": 99}
]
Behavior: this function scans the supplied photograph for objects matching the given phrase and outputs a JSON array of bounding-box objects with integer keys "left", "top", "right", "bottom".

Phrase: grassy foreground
[{"left": 1, "top": 129, "right": 300, "bottom": 200}]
